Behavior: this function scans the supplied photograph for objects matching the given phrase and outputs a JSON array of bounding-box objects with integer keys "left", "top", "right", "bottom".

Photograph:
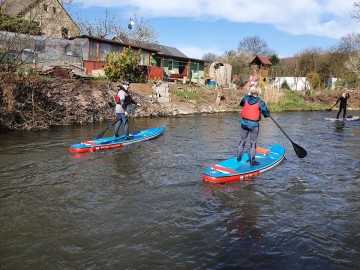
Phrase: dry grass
[{"left": 262, "top": 85, "right": 282, "bottom": 103}]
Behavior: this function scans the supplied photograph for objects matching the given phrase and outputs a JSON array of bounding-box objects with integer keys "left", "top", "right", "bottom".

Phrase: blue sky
[{"left": 67, "top": 0, "right": 359, "bottom": 59}]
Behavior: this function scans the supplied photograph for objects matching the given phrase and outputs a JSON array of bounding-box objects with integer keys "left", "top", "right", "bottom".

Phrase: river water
[{"left": 0, "top": 111, "right": 359, "bottom": 269}]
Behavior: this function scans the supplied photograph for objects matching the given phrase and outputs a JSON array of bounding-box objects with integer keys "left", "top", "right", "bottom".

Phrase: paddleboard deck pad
[
  {"left": 202, "top": 144, "right": 285, "bottom": 183},
  {"left": 69, "top": 126, "right": 165, "bottom": 153},
  {"left": 324, "top": 116, "right": 360, "bottom": 121}
]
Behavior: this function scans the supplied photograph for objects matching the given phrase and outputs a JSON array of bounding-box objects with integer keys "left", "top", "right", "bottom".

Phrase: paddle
[
  {"left": 326, "top": 103, "right": 337, "bottom": 111},
  {"left": 95, "top": 105, "right": 138, "bottom": 139},
  {"left": 269, "top": 115, "right": 307, "bottom": 158}
]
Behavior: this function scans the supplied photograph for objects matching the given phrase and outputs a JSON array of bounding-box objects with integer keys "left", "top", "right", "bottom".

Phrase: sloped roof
[
  {"left": 158, "top": 45, "right": 189, "bottom": 59},
  {"left": 75, "top": 35, "right": 160, "bottom": 53},
  {"left": 251, "top": 55, "right": 272, "bottom": 66},
  {"left": 156, "top": 45, "right": 206, "bottom": 62}
]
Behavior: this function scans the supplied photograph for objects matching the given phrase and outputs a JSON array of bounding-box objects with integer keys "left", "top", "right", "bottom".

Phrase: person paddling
[
  {"left": 335, "top": 89, "right": 350, "bottom": 119},
  {"left": 237, "top": 87, "right": 270, "bottom": 165},
  {"left": 114, "top": 79, "right": 140, "bottom": 139}
]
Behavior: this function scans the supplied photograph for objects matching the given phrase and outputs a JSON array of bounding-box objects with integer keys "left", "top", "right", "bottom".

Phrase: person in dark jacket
[
  {"left": 237, "top": 87, "right": 270, "bottom": 165},
  {"left": 335, "top": 90, "right": 350, "bottom": 119}
]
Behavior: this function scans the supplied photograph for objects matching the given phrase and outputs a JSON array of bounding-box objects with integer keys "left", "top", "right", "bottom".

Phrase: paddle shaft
[
  {"left": 269, "top": 115, "right": 293, "bottom": 142},
  {"left": 327, "top": 102, "right": 337, "bottom": 111},
  {"left": 269, "top": 115, "right": 307, "bottom": 158},
  {"left": 95, "top": 105, "right": 138, "bottom": 139}
]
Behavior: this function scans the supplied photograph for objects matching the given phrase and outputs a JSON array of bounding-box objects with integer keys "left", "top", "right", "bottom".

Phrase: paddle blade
[
  {"left": 95, "top": 129, "right": 107, "bottom": 139},
  {"left": 292, "top": 142, "right": 307, "bottom": 158}
]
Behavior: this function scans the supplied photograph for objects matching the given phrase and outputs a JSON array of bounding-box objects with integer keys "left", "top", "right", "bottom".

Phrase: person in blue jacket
[{"left": 237, "top": 87, "right": 270, "bottom": 165}]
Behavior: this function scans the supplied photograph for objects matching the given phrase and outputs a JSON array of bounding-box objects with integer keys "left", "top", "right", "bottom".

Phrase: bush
[{"left": 104, "top": 47, "right": 146, "bottom": 83}]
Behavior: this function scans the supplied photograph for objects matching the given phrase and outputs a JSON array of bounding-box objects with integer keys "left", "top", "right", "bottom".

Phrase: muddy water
[{"left": 0, "top": 111, "right": 359, "bottom": 269}]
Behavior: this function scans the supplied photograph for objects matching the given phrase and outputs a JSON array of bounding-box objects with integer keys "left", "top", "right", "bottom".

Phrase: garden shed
[
  {"left": 250, "top": 55, "right": 272, "bottom": 81},
  {"left": 208, "top": 62, "right": 232, "bottom": 87}
]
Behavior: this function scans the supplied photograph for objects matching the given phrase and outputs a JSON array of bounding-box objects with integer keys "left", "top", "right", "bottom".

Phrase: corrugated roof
[
  {"left": 159, "top": 45, "right": 189, "bottom": 58},
  {"left": 75, "top": 35, "right": 160, "bottom": 52}
]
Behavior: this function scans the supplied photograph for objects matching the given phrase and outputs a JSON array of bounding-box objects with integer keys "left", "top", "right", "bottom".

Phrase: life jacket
[
  {"left": 115, "top": 89, "right": 132, "bottom": 105},
  {"left": 241, "top": 100, "right": 261, "bottom": 121},
  {"left": 115, "top": 90, "right": 121, "bottom": 104}
]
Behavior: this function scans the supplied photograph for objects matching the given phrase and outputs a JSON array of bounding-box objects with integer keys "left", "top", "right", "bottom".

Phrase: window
[
  {"left": 140, "top": 51, "right": 148, "bottom": 65},
  {"left": 53, "top": 7, "right": 56, "bottom": 14},
  {"left": 61, "top": 28, "right": 69, "bottom": 38},
  {"left": 99, "top": 43, "right": 112, "bottom": 61},
  {"left": 43, "top": 4, "right": 48, "bottom": 11},
  {"left": 168, "top": 60, "right": 173, "bottom": 71},
  {"left": 89, "top": 42, "right": 98, "bottom": 60}
]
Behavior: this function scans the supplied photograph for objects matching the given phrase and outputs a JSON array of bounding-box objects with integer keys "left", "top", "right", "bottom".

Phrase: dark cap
[{"left": 122, "top": 79, "right": 130, "bottom": 85}]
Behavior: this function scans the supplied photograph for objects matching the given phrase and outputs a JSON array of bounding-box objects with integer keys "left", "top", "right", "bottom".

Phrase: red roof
[{"left": 251, "top": 55, "right": 272, "bottom": 66}]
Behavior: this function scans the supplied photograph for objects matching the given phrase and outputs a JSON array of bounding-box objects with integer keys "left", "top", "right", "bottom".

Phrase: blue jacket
[{"left": 240, "top": 94, "right": 270, "bottom": 127}]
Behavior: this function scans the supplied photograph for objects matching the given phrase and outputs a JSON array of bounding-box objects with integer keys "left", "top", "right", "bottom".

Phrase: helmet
[{"left": 122, "top": 79, "right": 130, "bottom": 85}]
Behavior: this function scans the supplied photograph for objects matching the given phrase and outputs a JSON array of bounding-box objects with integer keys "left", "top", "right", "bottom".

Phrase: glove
[
  {"left": 125, "top": 111, "right": 128, "bottom": 116},
  {"left": 137, "top": 103, "right": 141, "bottom": 107}
]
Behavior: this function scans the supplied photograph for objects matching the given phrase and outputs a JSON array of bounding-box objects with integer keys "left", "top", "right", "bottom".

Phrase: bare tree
[
  {"left": 337, "top": 32, "right": 360, "bottom": 53},
  {"left": 76, "top": 9, "right": 121, "bottom": 39},
  {"left": 297, "top": 47, "right": 324, "bottom": 75},
  {"left": 351, "top": 1, "right": 360, "bottom": 22},
  {"left": 124, "top": 14, "right": 158, "bottom": 46},
  {"left": 345, "top": 52, "right": 360, "bottom": 79},
  {"left": 220, "top": 50, "right": 252, "bottom": 85},
  {"left": 237, "top": 35, "right": 274, "bottom": 57},
  {"left": 76, "top": 11, "right": 158, "bottom": 46},
  {"left": 202, "top": 52, "right": 219, "bottom": 62}
]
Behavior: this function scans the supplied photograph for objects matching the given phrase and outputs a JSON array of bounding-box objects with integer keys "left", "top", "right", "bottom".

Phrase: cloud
[{"left": 73, "top": 0, "right": 358, "bottom": 38}]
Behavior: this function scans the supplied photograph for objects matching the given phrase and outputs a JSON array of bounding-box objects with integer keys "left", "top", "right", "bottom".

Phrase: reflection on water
[
  {"left": 0, "top": 111, "right": 359, "bottom": 269},
  {"left": 334, "top": 121, "right": 345, "bottom": 132}
]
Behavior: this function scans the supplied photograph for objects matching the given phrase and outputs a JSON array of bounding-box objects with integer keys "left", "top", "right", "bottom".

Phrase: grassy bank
[
  {"left": 169, "top": 83, "right": 351, "bottom": 112},
  {"left": 261, "top": 86, "right": 357, "bottom": 112}
]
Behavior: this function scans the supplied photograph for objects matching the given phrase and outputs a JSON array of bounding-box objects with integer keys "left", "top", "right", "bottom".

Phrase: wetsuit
[{"left": 336, "top": 93, "right": 350, "bottom": 119}]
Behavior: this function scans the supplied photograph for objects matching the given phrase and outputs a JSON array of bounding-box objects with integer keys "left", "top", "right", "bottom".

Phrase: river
[{"left": 0, "top": 111, "right": 359, "bottom": 269}]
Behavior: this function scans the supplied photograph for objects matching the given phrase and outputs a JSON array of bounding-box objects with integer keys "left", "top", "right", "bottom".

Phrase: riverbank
[{"left": 0, "top": 72, "right": 359, "bottom": 130}]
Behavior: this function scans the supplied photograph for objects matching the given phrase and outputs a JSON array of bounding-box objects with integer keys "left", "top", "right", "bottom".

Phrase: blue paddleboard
[
  {"left": 69, "top": 126, "right": 165, "bottom": 153},
  {"left": 202, "top": 144, "right": 285, "bottom": 183}
]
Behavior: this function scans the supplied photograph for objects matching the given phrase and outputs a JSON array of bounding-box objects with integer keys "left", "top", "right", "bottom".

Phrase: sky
[{"left": 66, "top": 0, "right": 360, "bottom": 60}]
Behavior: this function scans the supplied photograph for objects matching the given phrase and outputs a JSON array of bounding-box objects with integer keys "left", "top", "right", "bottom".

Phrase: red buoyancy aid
[
  {"left": 115, "top": 90, "right": 131, "bottom": 105},
  {"left": 115, "top": 90, "right": 121, "bottom": 104},
  {"left": 241, "top": 101, "right": 261, "bottom": 121}
]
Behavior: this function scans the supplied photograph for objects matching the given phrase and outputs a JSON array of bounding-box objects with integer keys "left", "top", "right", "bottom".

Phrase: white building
[{"left": 273, "top": 77, "right": 310, "bottom": 91}]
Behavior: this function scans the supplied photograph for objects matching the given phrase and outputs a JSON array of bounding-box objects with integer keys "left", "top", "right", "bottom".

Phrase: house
[
  {"left": 74, "top": 35, "right": 160, "bottom": 77},
  {"left": 75, "top": 38, "right": 206, "bottom": 83},
  {"left": 1, "top": 0, "right": 80, "bottom": 39},
  {"left": 1, "top": 1, "right": 206, "bottom": 83},
  {"left": 152, "top": 45, "right": 206, "bottom": 84},
  {"left": 0, "top": 29, "right": 206, "bottom": 84}
]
